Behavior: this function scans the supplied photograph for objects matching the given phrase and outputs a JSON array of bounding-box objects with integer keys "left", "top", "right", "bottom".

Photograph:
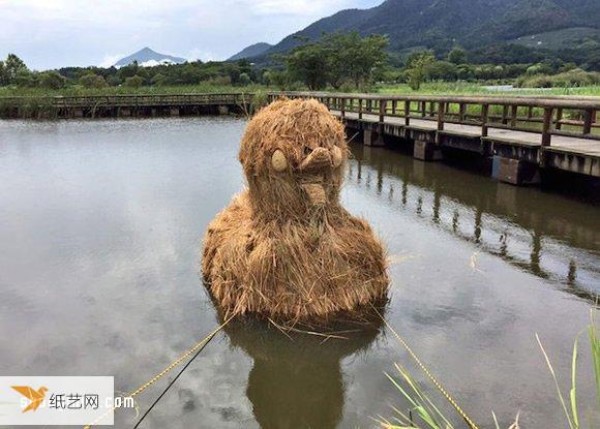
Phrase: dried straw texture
[{"left": 202, "top": 98, "right": 389, "bottom": 323}]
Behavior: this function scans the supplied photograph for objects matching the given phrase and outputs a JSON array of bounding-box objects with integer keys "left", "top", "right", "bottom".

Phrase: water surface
[{"left": 0, "top": 117, "right": 599, "bottom": 428}]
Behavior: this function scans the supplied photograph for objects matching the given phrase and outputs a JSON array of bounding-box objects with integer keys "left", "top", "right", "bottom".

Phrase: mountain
[
  {"left": 114, "top": 47, "right": 186, "bottom": 67},
  {"left": 228, "top": 43, "right": 273, "bottom": 61},
  {"left": 257, "top": 0, "right": 600, "bottom": 59}
]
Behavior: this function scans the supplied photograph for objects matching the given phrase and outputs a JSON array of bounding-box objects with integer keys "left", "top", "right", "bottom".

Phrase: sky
[{"left": 0, "top": 0, "right": 383, "bottom": 70}]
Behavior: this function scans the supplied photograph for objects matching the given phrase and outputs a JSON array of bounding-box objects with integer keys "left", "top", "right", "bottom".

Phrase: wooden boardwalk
[
  {"left": 2, "top": 91, "right": 599, "bottom": 181},
  {"left": 339, "top": 111, "right": 600, "bottom": 157},
  {"left": 272, "top": 92, "right": 600, "bottom": 181},
  {"left": 0, "top": 93, "right": 253, "bottom": 119}
]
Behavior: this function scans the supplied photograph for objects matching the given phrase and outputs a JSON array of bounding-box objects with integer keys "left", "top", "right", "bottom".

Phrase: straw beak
[{"left": 300, "top": 147, "right": 332, "bottom": 172}]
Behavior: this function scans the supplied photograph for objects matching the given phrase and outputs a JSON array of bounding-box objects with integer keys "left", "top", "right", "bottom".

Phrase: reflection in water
[
  {"left": 350, "top": 143, "right": 600, "bottom": 299},
  {"left": 567, "top": 259, "right": 578, "bottom": 287},
  {"left": 221, "top": 314, "right": 384, "bottom": 429}
]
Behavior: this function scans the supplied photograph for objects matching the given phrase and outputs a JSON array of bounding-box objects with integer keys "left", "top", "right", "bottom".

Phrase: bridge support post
[
  {"left": 170, "top": 107, "right": 180, "bottom": 117},
  {"left": 363, "top": 129, "right": 384, "bottom": 147},
  {"left": 218, "top": 105, "right": 229, "bottom": 115},
  {"left": 491, "top": 156, "right": 540, "bottom": 186},
  {"left": 413, "top": 140, "right": 443, "bottom": 162}
]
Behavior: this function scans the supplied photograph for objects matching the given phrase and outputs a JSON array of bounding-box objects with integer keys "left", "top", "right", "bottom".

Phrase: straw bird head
[{"left": 239, "top": 98, "right": 348, "bottom": 218}]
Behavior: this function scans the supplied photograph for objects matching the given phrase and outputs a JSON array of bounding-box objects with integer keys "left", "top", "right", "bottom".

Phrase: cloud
[
  {"left": 0, "top": 0, "right": 382, "bottom": 69},
  {"left": 250, "top": 0, "right": 352, "bottom": 16},
  {"left": 99, "top": 54, "right": 126, "bottom": 68}
]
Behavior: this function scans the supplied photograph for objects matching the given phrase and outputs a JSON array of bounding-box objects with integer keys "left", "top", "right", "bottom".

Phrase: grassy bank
[
  {"left": 375, "top": 82, "right": 600, "bottom": 97},
  {"left": 0, "top": 83, "right": 265, "bottom": 97},
  {"left": 2, "top": 82, "right": 600, "bottom": 99}
]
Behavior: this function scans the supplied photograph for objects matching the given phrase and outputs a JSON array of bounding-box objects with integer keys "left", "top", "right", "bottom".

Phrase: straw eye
[
  {"left": 332, "top": 146, "right": 343, "bottom": 168},
  {"left": 271, "top": 149, "right": 288, "bottom": 172}
]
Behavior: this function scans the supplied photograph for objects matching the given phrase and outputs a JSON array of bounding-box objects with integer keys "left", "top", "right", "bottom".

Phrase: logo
[
  {"left": 11, "top": 386, "right": 48, "bottom": 412},
  {"left": 0, "top": 376, "right": 119, "bottom": 425}
]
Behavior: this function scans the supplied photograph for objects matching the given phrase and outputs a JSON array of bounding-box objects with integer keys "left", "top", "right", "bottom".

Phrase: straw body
[{"left": 202, "top": 98, "right": 389, "bottom": 322}]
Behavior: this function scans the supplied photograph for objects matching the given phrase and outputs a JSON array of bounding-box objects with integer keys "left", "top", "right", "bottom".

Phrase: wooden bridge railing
[
  {"left": 0, "top": 93, "right": 252, "bottom": 108},
  {"left": 270, "top": 92, "right": 600, "bottom": 146}
]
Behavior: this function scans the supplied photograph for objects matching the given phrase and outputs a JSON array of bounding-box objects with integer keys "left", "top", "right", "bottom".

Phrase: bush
[
  {"left": 238, "top": 72, "right": 251, "bottom": 86},
  {"left": 14, "top": 69, "right": 36, "bottom": 87},
  {"left": 150, "top": 73, "right": 166, "bottom": 86},
  {"left": 106, "top": 75, "right": 121, "bottom": 87},
  {"left": 517, "top": 69, "right": 600, "bottom": 88},
  {"left": 39, "top": 71, "right": 66, "bottom": 89},
  {"left": 79, "top": 73, "right": 108, "bottom": 89},
  {"left": 250, "top": 90, "right": 268, "bottom": 113},
  {"left": 425, "top": 61, "right": 458, "bottom": 81},
  {"left": 124, "top": 75, "right": 144, "bottom": 88}
]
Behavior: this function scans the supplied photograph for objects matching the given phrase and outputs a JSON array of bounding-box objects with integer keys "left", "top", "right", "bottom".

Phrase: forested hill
[
  {"left": 258, "top": 0, "right": 600, "bottom": 61},
  {"left": 228, "top": 43, "right": 272, "bottom": 61}
]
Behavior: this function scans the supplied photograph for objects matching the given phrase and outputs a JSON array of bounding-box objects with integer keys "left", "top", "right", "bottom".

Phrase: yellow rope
[
  {"left": 84, "top": 316, "right": 232, "bottom": 428},
  {"left": 374, "top": 307, "right": 480, "bottom": 429}
]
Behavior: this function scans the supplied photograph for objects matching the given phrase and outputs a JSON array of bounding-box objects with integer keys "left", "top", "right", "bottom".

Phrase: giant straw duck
[{"left": 202, "top": 98, "right": 388, "bottom": 323}]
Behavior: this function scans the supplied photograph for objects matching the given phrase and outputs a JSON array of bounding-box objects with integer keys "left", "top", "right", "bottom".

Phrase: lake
[{"left": 0, "top": 117, "right": 598, "bottom": 428}]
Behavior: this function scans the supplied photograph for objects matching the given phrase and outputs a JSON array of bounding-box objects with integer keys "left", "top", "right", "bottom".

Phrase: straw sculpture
[{"left": 202, "top": 98, "right": 389, "bottom": 323}]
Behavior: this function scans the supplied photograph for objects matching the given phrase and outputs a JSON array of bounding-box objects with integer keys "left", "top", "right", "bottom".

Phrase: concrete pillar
[
  {"left": 218, "top": 105, "right": 229, "bottom": 115},
  {"left": 363, "top": 129, "right": 384, "bottom": 147},
  {"left": 413, "top": 140, "right": 443, "bottom": 161},
  {"left": 120, "top": 108, "right": 131, "bottom": 117},
  {"left": 491, "top": 156, "right": 540, "bottom": 185},
  {"left": 170, "top": 107, "right": 180, "bottom": 117},
  {"left": 74, "top": 108, "right": 84, "bottom": 118}
]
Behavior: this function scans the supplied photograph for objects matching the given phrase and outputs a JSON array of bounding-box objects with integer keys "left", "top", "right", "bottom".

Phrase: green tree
[
  {"left": 106, "top": 75, "right": 122, "bottom": 87},
  {"left": 269, "top": 70, "right": 289, "bottom": 90},
  {"left": 237, "top": 59, "right": 252, "bottom": 75},
  {"left": 5, "top": 53, "right": 28, "bottom": 84},
  {"left": 456, "top": 64, "right": 475, "bottom": 80},
  {"left": 238, "top": 72, "right": 251, "bottom": 86},
  {"left": 447, "top": 47, "right": 467, "bottom": 65},
  {"left": 284, "top": 32, "right": 388, "bottom": 90},
  {"left": 405, "top": 51, "right": 435, "bottom": 90},
  {"left": 150, "top": 73, "right": 167, "bottom": 86},
  {"left": 117, "top": 61, "right": 139, "bottom": 81},
  {"left": 0, "top": 61, "right": 7, "bottom": 86},
  {"left": 226, "top": 64, "right": 241, "bottom": 85},
  {"left": 425, "top": 60, "right": 458, "bottom": 81},
  {"left": 261, "top": 70, "right": 272, "bottom": 86},
  {"left": 320, "top": 33, "right": 351, "bottom": 89},
  {"left": 79, "top": 73, "right": 107, "bottom": 88},
  {"left": 124, "top": 75, "right": 144, "bottom": 88},
  {"left": 286, "top": 43, "right": 329, "bottom": 90},
  {"left": 14, "top": 69, "right": 36, "bottom": 87},
  {"left": 322, "top": 32, "right": 388, "bottom": 89},
  {"left": 343, "top": 33, "right": 388, "bottom": 89},
  {"left": 39, "top": 71, "right": 66, "bottom": 89},
  {"left": 526, "top": 63, "right": 552, "bottom": 76}
]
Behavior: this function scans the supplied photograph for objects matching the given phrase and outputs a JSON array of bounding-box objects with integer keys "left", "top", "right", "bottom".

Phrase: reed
[
  {"left": 536, "top": 308, "right": 600, "bottom": 429},
  {"left": 381, "top": 307, "right": 600, "bottom": 429}
]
